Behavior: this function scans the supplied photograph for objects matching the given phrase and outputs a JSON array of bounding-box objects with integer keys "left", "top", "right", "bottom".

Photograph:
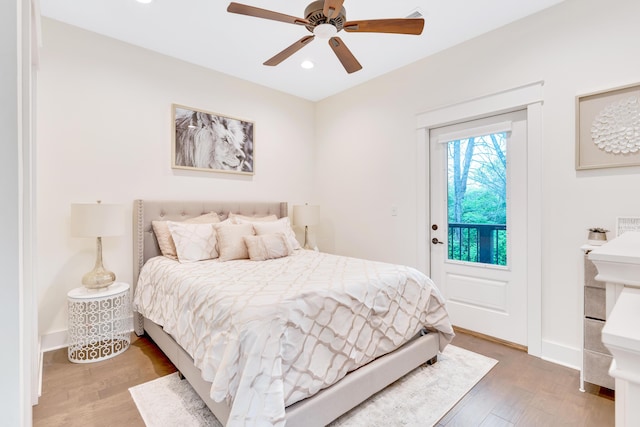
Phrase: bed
[{"left": 132, "top": 199, "right": 454, "bottom": 426}]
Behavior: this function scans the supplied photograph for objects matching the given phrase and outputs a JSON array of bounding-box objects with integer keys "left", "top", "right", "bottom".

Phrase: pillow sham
[
  {"left": 215, "top": 223, "right": 255, "bottom": 262},
  {"left": 166, "top": 221, "right": 218, "bottom": 263},
  {"left": 243, "top": 233, "right": 293, "bottom": 261},
  {"left": 250, "top": 217, "right": 301, "bottom": 250},
  {"left": 152, "top": 212, "right": 220, "bottom": 259}
]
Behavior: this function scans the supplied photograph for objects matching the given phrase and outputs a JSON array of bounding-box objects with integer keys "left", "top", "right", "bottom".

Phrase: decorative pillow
[
  {"left": 215, "top": 223, "right": 255, "bottom": 261},
  {"left": 152, "top": 212, "right": 220, "bottom": 259},
  {"left": 251, "top": 217, "right": 301, "bottom": 250},
  {"left": 229, "top": 213, "right": 278, "bottom": 223},
  {"left": 243, "top": 233, "right": 293, "bottom": 261},
  {"left": 166, "top": 221, "right": 218, "bottom": 263}
]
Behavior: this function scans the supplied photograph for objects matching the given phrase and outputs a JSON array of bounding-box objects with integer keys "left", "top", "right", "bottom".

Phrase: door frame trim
[{"left": 415, "top": 81, "right": 543, "bottom": 356}]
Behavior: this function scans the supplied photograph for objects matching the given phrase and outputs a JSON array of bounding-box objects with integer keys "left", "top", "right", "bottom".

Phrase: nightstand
[{"left": 67, "top": 282, "right": 132, "bottom": 363}]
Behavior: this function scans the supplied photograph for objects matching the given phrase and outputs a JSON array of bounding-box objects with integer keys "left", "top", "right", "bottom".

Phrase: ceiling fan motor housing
[{"left": 304, "top": 0, "right": 346, "bottom": 33}]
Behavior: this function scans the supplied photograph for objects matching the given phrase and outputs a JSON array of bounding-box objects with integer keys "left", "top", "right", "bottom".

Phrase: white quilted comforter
[{"left": 133, "top": 250, "right": 454, "bottom": 426}]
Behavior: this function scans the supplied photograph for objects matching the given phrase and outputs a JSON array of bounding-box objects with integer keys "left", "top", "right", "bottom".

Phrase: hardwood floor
[
  {"left": 437, "top": 332, "right": 614, "bottom": 426},
  {"left": 33, "top": 332, "right": 614, "bottom": 426},
  {"left": 33, "top": 335, "right": 175, "bottom": 427}
]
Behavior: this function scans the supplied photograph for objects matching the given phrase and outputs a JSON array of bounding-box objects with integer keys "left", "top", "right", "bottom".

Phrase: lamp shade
[
  {"left": 293, "top": 204, "right": 319, "bottom": 227},
  {"left": 70, "top": 202, "right": 125, "bottom": 237}
]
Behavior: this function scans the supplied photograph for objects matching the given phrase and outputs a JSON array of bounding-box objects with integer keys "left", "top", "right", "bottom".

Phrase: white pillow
[
  {"left": 250, "top": 217, "right": 301, "bottom": 250},
  {"left": 166, "top": 221, "right": 218, "bottom": 263},
  {"left": 215, "top": 223, "right": 255, "bottom": 261},
  {"left": 244, "top": 233, "right": 293, "bottom": 261},
  {"left": 152, "top": 212, "right": 220, "bottom": 259}
]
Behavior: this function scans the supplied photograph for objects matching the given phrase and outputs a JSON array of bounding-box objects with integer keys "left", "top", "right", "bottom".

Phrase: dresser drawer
[
  {"left": 583, "top": 349, "right": 615, "bottom": 390},
  {"left": 584, "top": 286, "right": 606, "bottom": 320},
  {"left": 584, "top": 318, "right": 610, "bottom": 355},
  {"left": 584, "top": 258, "right": 605, "bottom": 289}
]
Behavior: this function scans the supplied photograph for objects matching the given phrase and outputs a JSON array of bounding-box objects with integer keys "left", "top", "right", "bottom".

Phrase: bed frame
[{"left": 132, "top": 199, "right": 440, "bottom": 426}]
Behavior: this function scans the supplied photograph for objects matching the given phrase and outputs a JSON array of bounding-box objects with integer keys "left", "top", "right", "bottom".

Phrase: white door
[{"left": 429, "top": 110, "right": 528, "bottom": 346}]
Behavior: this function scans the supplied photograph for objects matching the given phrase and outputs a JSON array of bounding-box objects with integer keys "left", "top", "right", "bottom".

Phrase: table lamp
[
  {"left": 293, "top": 204, "right": 319, "bottom": 250},
  {"left": 71, "top": 201, "right": 124, "bottom": 289}
]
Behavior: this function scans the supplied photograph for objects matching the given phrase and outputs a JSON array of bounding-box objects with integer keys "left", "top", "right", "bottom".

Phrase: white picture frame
[
  {"left": 576, "top": 82, "right": 640, "bottom": 170},
  {"left": 616, "top": 216, "right": 640, "bottom": 237}
]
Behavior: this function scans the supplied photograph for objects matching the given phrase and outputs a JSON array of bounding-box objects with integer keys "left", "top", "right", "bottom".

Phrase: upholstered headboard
[
  {"left": 132, "top": 199, "right": 288, "bottom": 284},
  {"left": 131, "top": 199, "right": 288, "bottom": 335}
]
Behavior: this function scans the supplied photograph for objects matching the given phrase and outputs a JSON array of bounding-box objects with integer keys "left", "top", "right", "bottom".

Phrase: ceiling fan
[{"left": 227, "top": 1, "right": 425, "bottom": 74}]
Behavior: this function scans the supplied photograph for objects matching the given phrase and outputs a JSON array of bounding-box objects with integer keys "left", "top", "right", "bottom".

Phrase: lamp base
[
  {"left": 82, "top": 267, "right": 115, "bottom": 289},
  {"left": 303, "top": 225, "right": 315, "bottom": 250},
  {"left": 82, "top": 236, "right": 116, "bottom": 289}
]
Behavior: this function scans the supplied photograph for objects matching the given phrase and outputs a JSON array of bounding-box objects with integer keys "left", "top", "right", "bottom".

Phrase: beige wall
[
  {"left": 38, "top": 0, "right": 640, "bottom": 369},
  {"left": 37, "top": 19, "right": 316, "bottom": 344},
  {"left": 315, "top": 0, "right": 640, "bottom": 367}
]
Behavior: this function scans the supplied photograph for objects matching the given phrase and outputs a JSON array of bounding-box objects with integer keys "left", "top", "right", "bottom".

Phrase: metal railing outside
[{"left": 448, "top": 223, "right": 507, "bottom": 266}]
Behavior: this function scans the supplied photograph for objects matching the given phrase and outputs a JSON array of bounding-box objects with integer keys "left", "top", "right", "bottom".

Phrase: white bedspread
[{"left": 133, "top": 250, "right": 454, "bottom": 426}]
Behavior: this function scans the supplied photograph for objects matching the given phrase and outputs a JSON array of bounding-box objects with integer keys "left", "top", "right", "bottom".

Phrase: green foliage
[{"left": 448, "top": 189, "right": 506, "bottom": 224}]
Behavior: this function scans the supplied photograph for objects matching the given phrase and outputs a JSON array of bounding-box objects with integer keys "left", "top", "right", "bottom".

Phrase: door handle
[{"left": 432, "top": 238, "right": 444, "bottom": 245}]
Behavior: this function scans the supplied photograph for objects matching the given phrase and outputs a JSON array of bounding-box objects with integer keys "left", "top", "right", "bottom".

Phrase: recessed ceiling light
[
  {"left": 301, "top": 60, "right": 314, "bottom": 69},
  {"left": 136, "top": 0, "right": 153, "bottom": 4}
]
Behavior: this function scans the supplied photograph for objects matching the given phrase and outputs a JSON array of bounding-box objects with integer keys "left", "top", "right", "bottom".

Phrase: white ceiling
[{"left": 39, "top": 0, "right": 565, "bottom": 101}]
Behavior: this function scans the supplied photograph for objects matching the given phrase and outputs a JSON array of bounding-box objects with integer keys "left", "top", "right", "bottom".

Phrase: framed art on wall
[
  {"left": 616, "top": 216, "right": 640, "bottom": 237},
  {"left": 172, "top": 104, "right": 254, "bottom": 175},
  {"left": 576, "top": 82, "right": 640, "bottom": 170}
]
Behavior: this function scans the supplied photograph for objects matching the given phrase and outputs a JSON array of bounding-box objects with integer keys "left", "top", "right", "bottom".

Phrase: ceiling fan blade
[
  {"left": 227, "top": 2, "right": 310, "bottom": 26},
  {"left": 323, "top": 0, "right": 344, "bottom": 19},
  {"left": 264, "top": 36, "right": 315, "bottom": 66},
  {"left": 343, "top": 18, "right": 425, "bottom": 35},
  {"left": 328, "top": 37, "right": 362, "bottom": 74}
]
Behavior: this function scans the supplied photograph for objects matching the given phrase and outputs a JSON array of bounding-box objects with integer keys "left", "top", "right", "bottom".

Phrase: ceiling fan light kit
[
  {"left": 226, "top": 0, "right": 424, "bottom": 74},
  {"left": 313, "top": 23, "right": 338, "bottom": 39}
]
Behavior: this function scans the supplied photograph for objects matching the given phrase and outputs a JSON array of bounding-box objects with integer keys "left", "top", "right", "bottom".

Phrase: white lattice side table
[{"left": 67, "top": 282, "right": 132, "bottom": 363}]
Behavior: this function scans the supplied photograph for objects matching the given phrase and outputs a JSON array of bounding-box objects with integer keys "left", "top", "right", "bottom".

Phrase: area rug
[{"left": 129, "top": 345, "right": 497, "bottom": 427}]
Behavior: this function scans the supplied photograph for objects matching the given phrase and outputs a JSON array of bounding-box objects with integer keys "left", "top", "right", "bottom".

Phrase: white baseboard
[
  {"left": 40, "top": 329, "right": 68, "bottom": 353},
  {"left": 541, "top": 339, "right": 581, "bottom": 371}
]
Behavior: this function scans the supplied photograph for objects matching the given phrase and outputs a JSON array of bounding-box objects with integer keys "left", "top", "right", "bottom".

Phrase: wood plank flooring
[
  {"left": 436, "top": 332, "right": 614, "bottom": 426},
  {"left": 33, "top": 331, "right": 614, "bottom": 426},
  {"left": 34, "top": 335, "right": 175, "bottom": 426}
]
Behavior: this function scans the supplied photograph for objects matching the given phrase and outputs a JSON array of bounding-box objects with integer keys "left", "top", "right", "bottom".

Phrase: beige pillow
[
  {"left": 215, "top": 223, "right": 255, "bottom": 261},
  {"left": 152, "top": 212, "right": 220, "bottom": 259},
  {"left": 244, "top": 233, "right": 292, "bottom": 261},
  {"left": 251, "top": 217, "right": 301, "bottom": 250},
  {"left": 229, "top": 213, "right": 278, "bottom": 223},
  {"left": 166, "top": 221, "right": 218, "bottom": 263}
]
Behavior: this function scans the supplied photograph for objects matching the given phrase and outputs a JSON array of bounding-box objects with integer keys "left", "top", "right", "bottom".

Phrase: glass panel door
[
  {"left": 447, "top": 133, "right": 507, "bottom": 266},
  {"left": 429, "top": 109, "right": 528, "bottom": 346}
]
